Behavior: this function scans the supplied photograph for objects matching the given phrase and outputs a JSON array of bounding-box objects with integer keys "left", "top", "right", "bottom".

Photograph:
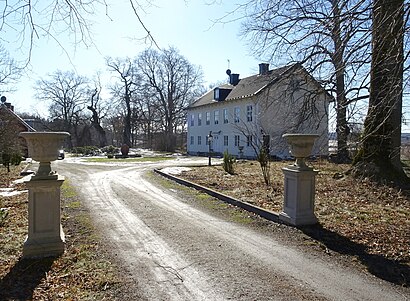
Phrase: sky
[
  {"left": 2, "top": 0, "right": 409, "bottom": 132},
  {"left": 3, "top": 0, "right": 261, "bottom": 117}
]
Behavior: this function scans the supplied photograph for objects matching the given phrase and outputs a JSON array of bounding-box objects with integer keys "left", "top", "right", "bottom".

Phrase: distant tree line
[
  {"left": 0, "top": 0, "right": 408, "bottom": 186},
  {"left": 31, "top": 46, "right": 204, "bottom": 152}
]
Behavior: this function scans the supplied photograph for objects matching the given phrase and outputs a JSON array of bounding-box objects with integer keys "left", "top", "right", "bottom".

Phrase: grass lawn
[
  {"left": 84, "top": 156, "right": 174, "bottom": 163},
  {"left": 0, "top": 165, "right": 122, "bottom": 300},
  {"left": 178, "top": 159, "right": 410, "bottom": 286}
]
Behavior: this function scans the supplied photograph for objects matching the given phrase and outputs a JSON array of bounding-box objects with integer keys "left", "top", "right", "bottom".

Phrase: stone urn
[
  {"left": 281, "top": 133, "right": 319, "bottom": 226},
  {"left": 20, "top": 132, "right": 70, "bottom": 179},
  {"left": 282, "top": 133, "right": 319, "bottom": 170}
]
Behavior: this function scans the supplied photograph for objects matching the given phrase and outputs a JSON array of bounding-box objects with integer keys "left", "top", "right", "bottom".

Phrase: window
[
  {"left": 198, "top": 136, "right": 202, "bottom": 145},
  {"left": 190, "top": 114, "right": 194, "bottom": 126},
  {"left": 234, "top": 135, "right": 240, "bottom": 147},
  {"left": 247, "top": 105, "right": 253, "bottom": 122},
  {"left": 223, "top": 109, "right": 228, "bottom": 124},
  {"left": 214, "top": 110, "right": 219, "bottom": 125},
  {"left": 206, "top": 112, "right": 210, "bottom": 125},
  {"left": 247, "top": 135, "right": 253, "bottom": 147},
  {"left": 198, "top": 113, "right": 202, "bottom": 126},
  {"left": 224, "top": 135, "right": 228, "bottom": 146},
  {"left": 214, "top": 88, "right": 220, "bottom": 100},
  {"left": 190, "top": 136, "right": 194, "bottom": 145},
  {"left": 234, "top": 107, "right": 240, "bottom": 123}
]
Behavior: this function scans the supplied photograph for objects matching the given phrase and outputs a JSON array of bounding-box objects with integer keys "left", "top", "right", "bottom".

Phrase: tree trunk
[
  {"left": 123, "top": 93, "right": 132, "bottom": 147},
  {"left": 87, "top": 105, "right": 107, "bottom": 147},
  {"left": 332, "top": 0, "right": 349, "bottom": 163},
  {"left": 65, "top": 122, "right": 73, "bottom": 149},
  {"left": 335, "top": 66, "right": 349, "bottom": 163},
  {"left": 352, "top": 0, "right": 408, "bottom": 185}
]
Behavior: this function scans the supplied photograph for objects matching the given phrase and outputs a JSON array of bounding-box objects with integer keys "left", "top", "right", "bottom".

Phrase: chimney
[
  {"left": 229, "top": 73, "right": 240, "bottom": 86},
  {"left": 259, "top": 63, "right": 270, "bottom": 75}
]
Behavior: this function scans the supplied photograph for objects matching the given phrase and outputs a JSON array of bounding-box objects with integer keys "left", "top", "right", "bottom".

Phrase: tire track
[{"left": 58, "top": 159, "right": 408, "bottom": 301}]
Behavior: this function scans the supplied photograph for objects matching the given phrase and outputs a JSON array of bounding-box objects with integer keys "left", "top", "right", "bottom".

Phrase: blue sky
[
  {"left": 2, "top": 0, "right": 409, "bottom": 132},
  {"left": 4, "top": 0, "right": 261, "bottom": 116}
]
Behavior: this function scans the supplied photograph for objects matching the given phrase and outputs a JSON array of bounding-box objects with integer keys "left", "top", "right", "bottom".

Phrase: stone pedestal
[
  {"left": 279, "top": 166, "right": 318, "bottom": 226},
  {"left": 23, "top": 175, "right": 65, "bottom": 257}
]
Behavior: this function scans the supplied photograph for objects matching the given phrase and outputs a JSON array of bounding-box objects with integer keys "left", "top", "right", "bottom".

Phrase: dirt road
[{"left": 56, "top": 157, "right": 409, "bottom": 301}]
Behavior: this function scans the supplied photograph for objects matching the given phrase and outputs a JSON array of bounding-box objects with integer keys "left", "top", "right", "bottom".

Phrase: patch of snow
[
  {"left": 160, "top": 167, "right": 192, "bottom": 175},
  {"left": 0, "top": 188, "right": 14, "bottom": 192},
  {"left": 13, "top": 175, "right": 32, "bottom": 184},
  {"left": 0, "top": 189, "right": 28, "bottom": 197}
]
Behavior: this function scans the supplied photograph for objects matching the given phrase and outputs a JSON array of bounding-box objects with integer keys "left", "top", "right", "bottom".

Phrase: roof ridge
[
  {"left": 0, "top": 104, "right": 36, "bottom": 132},
  {"left": 253, "top": 62, "right": 301, "bottom": 96},
  {"left": 188, "top": 62, "right": 322, "bottom": 109}
]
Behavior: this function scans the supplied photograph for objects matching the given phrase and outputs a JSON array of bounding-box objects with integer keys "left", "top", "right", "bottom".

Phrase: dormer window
[
  {"left": 214, "top": 87, "right": 232, "bottom": 101},
  {"left": 214, "top": 88, "right": 220, "bottom": 100}
]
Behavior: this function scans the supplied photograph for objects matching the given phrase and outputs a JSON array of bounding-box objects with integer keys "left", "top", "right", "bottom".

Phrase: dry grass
[
  {"left": 0, "top": 165, "right": 122, "bottom": 300},
  {"left": 179, "top": 160, "right": 410, "bottom": 265},
  {"left": 1, "top": 159, "right": 409, "bottom": 294}
]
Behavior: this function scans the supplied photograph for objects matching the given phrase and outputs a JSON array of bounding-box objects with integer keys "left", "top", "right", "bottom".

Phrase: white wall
[
  {"left": 187, "top": 99, "right": 258, "bottom": 158},
  {"left": 257, "top": 70, "right": 329, "bottom": 158},
  {"left": 187, "top": 70, "right": 329, "bottom": 159}
]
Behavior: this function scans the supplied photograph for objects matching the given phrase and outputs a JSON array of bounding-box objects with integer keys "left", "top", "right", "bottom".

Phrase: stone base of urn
[
  {"left": 23, "top": 176, "right": 65, "bottom": 258},
  {"left": 279, "top": 166, "right": 318, "bottom": 226}
]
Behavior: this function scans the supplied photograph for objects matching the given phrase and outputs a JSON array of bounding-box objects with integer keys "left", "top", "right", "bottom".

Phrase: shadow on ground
[
  {"left": 0, "top": 256, "right": 56, "bottom": 300},
  {"left": 300, "top": 224, "right": 409, "bottom": 287}
]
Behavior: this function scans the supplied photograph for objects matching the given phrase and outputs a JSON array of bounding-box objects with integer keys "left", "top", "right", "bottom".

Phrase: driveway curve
[{"left": 56, "top": 157, "right": 409, "bottom": 301}]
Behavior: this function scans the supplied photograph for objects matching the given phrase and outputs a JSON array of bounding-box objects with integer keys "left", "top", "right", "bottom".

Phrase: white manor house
[{"left": 186, "top": 63, "right": 331, "bottom": 159}]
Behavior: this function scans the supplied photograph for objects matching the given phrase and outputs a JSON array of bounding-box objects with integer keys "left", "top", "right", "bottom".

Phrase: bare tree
[
  {"left": 105, "top": 114, "right": 124, "bottom": 146},
  {"left": 0, "top": 45, "right": 21, "bottom": 92},
  {"left": 106, "top": 57, "right": 139, "bottom": 147},
  {"left": 238, "top": 0, "right": 372, "bottom": 162},
  {"left": 352, "top": 0, "right": 409, "bottom": 185},
  {"left": 0, "top": 0, "right": 159, "bottom": 63},
  {"left": 133, "top": 88, "right": 161, "bottom": 148},
  {"left": 136, "top": 47, "right": 204, "bottom": 151},
  {"left": 87, "top": 74, "right": 109, "bottom": 147},
  {"left": 36, "top": 70, "right": 89, "bottom": 148}
]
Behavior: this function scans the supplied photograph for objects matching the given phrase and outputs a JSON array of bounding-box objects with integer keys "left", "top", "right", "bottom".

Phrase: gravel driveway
[{"left": 56, "top": 157, "right": 409, "bottom": 300}]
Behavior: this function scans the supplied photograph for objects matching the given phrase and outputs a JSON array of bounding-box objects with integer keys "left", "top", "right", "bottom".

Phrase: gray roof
[
  {"left": 189, "top": 63, "right": 302, "bottom": 109},
  {"left": 0, "top": 104, "right": 36, "bottom": 132}
]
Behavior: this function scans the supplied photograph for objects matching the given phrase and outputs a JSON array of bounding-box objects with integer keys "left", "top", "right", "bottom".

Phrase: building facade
[
  {"left": 0, "top": 97, "right": 36, "bottom": 157},
  {"left": 187, "top": 63, "right": 331, "bottom": 159}
]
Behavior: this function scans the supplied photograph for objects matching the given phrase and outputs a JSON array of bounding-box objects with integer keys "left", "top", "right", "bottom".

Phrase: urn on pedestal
[
  {"left": 280, "top": 133, "right": 319, "bottom": 226},
  {"left": 19, "top": 131, "right": 70, "bottom": 257}
]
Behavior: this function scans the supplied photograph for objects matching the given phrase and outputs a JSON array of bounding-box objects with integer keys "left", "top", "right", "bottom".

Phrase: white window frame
[
  {"left": 247, "top": 135, "right": 253, "bottom": 147},
  {"left": 223, "top": 135, "right": 228, "bottom": 146},
  {"left": 234, "top": 135, "right": 240, "bottom": 147},
  {"left": 214, "top": 110, "right": 219, "bottom": 125},
  {"left": 198, "top": 113, "right": 202, "bottom": 126},
  {"left": 234, "top": 107, "right": 240, "bottom": 123},
  {"left": 223, "top": 109, "right": 228, "bottom": 124},
  {"left": 247, "top": 105, "right": 253, "bottom": 122},
  {"left": 214, "top": 88, "right": 220, "bottom": 100}
]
